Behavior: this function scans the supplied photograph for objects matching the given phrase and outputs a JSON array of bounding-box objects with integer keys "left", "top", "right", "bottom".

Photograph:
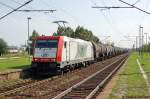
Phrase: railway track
[
  {"left": 53, "top": 54, "right": 128, "bottom": 99},
  {"left": 0, "top": 75, "right": 60, "bottom": 97},
  {"left": 0, "top": 54, "right": 128, "bottom": 99},
  {"left": 0, "top": 79, "right": 37, "bottom": 95}
]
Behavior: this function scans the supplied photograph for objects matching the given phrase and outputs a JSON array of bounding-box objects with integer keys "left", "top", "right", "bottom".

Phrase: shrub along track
[{"left": 0, "top": 54, "right": 128, "bottom": 99}]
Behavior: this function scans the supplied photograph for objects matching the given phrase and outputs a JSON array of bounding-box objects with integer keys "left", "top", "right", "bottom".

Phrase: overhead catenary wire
[
  {"left": 138, "top": 0, "right": 149, "bottom": 25},
  {"left": 91, "top": 0, "right": 141, "bottom": 48},
  {"left": 117, "top": 0, "right": 150, "bottom": 42},
  {"left": 10, "top": 0, "right": 57, "bottom": 14},
  {"left": 118, "top": 0, "right": 150, "bottom": 15},
  {"left": 11, "top": 0, "right": 23, "bottom": 5},
  {"left": 132, "top": 0, "right": 141, "bottom": 6},
  {"left": 92, "top": 0, "right": 150, "bottom": 17},
  {"left": 107, "top": 0, "right": 148, "bottom": 39},
  {"left": 92, "top": 6, "right": 133, "bottom": 9},
  {"left": 10, "top": 0, "right": 34, "bottom": 10},
  {"left": 106, "top": 0, "right": 135, "bottom": 40},
  {"left": 0, "top": 1, "right": 14, "bottom": 9},
  {"left": 90, "top": 0, "right": 123, "bottom": 38},
  {"left": 0, "top": 0, "right": 33, "bottom": 20},
  {"left": 16, "top": 9, "right": 56, "bottom": 12},
  {"left": 90, "top": 0, "right": 114, "bottom": 41},
  {"left": 91, "top": 0, "right": 150, "bottom": 48},
  {"left": 41, "top": 0, "right": 82, "bottom": 26},
  {"left": 0, "top": 1, "right": 56, "bottom": 13},
  {"left": 91, "top": 0, "right": 134, "bottom": 9}
]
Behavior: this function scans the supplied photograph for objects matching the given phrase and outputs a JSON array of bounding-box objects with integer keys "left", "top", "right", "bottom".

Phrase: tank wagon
[
  {"left": 31, "top": 36, "right": 127, "bottom": 75},
  {"left": 92, "top": 42, "right": 108, "bottom": 61}
]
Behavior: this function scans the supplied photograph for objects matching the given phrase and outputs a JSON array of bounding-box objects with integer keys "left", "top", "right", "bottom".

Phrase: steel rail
[
  {"left": 0, "top": 75, "right": 59, "bottom": 96},
  {"left": 52, "top": 54, "right": 128, "bottom": 99},
  {"left": 85, "top": 56, "right": 128, "bottom": 99}
]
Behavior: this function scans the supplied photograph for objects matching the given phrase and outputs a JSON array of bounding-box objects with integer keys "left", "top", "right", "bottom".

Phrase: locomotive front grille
[{"left": 31, "top": 62, "right": 60, "bottom": 75}]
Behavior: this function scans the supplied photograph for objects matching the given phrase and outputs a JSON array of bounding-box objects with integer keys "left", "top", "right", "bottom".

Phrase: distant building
[
  {"left": 8, "top": 46, "right": 19, "bottom": 53},
  {"left": 20, "top": 45, "right": 27, "bottom": 52}
]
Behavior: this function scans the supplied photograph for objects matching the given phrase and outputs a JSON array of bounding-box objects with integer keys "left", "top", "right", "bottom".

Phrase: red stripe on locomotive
[{"left": 56, "top": 36, "right": 64, "bottom": 62}]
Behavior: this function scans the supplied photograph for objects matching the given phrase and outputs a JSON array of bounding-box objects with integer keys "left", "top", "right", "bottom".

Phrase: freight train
[{"left": 31, "top": 36, "right": 127, "bottom": 75}]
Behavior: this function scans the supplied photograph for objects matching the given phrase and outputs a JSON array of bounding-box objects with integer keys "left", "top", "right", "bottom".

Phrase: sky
[{"left": 0, "top": 0, "right": 150, "bottom": 48}]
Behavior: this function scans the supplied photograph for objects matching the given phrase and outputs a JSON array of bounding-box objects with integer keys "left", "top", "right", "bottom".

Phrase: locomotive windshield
[{"left": 35, "top": 40, "right": 58, "bottom": 48}]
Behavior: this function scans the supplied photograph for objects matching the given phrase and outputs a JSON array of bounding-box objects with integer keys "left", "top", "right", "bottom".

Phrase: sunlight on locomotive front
[{"left": 34, "top": 40, "right": 58, "bottom": 59}]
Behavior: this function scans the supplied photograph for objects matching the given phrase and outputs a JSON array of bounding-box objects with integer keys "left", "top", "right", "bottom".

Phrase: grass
[
  {"left": 139, "top": 53, "right": 150, "bottom": 81},
  {"left": 108, "top": 52, "right": 150, "bottom": 99},
  {"left": 0, "top": 54, "right": 31, "bottom": 71},
  {"left": 0, "top": 52, "right": 28, "bottom": 58}
]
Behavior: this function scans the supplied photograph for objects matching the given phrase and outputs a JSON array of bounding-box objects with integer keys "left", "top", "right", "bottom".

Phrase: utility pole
[
  {"left": 124, "top": 35, "right": 139, "bottom": 52},
  {"left": 144, "top": 33, "right": 148, "bottom": 45},
  {"left": 139, "top": 26, "right": 143, "bottom": 57},
  {"left": 136, "top": 36, "right": 138, "bottom": 51},
  {"left": 141, "top": 26, "right": 144, "bottom": 57},
  {"left": 139, "top": 26, "right": 141, "bottom": 56},
  {"left": 144, "top": 33, "right": 148, "bottom": 53},
  {"left": 27, "top": 17, "right": 31, "bottom": 61}
]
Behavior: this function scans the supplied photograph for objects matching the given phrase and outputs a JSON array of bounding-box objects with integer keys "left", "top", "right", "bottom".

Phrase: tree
[
  {"left": 92, "top": 35, "right": 99, "bottom": 43},
  {"left": 53, "top": 25, "right": 100, "bottom": 43},
  {"left": 0, "top": 38, "right": 8, "bottom": 56},
  {"left": 143, "top": 43, "right": 150, "bottom": 52},
  {"left": 75, "top": 26, "right": 99, "bottom": 42},
  {"left": 65, "top": 27, "right": 75, "bottom": 37},
  {"left": 53, "top": 26, "right": 74, "bottom": 37},
  {"left": 28, "top": 30, "right": 39, "bottom": 55},
  {"left": 30, "top": 30, "right": 40, "bottom": 40},
  {"left": 75, "top": 26, "right": 84, "bottom": 39}
]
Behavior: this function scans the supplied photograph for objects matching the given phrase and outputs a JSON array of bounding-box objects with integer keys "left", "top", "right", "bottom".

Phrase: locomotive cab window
[
  {"left": 35, "top": 40, "right": 58, "bottom": 48},
  {"left": 64, "top": 42, "right": 67, "bottom": 48}
]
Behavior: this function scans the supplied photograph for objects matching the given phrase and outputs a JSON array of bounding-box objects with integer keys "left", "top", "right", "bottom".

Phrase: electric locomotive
[{"left": 31, "top": 36, "right": 94, "bottom": 75}]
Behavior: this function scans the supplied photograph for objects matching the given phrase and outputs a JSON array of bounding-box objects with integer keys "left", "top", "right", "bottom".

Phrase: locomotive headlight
[
  {"left": 51, "top": 59, "right": 55, "bottom": 61},
  {"left": 34, "top": 58, "right": 38, "bottom": 61}
]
